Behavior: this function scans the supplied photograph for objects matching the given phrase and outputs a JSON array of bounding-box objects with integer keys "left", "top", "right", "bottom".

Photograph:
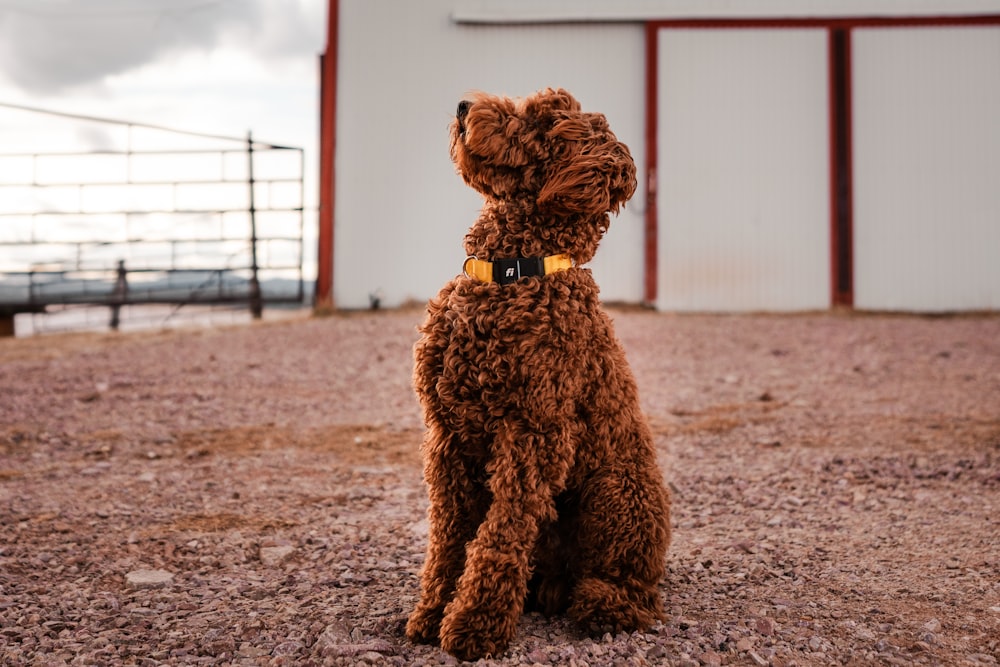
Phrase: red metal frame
[
  {"left": 643, "top": 22, "right": 660, "bottom": 305},
  {"left": 828, "top": 28, "right": 854, "bottom": 307},
  {"left": 643, "top": 14, "right": 1000, "bottom": 308},
  {"left": 316, "top": 0, "right": 339, "bottom": 310}
]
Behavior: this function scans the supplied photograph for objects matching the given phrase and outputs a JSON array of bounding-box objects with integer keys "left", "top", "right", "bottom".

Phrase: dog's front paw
[
  {"left": 405, "top": 604, "right": 444, "bottom": 646},
  {"left": 439, "top": 599, "right": 517, "bottom": 661},
  {"left": 569, "top": 577, "right": 664, "bottom": 636}
]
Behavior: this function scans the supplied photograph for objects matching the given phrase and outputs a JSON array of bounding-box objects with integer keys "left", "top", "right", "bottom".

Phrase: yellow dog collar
[{"left": 463, "top": 254, "right": 573, "bottom": 285}]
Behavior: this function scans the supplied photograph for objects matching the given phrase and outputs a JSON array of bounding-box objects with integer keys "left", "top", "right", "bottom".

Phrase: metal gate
[{"left": 0, "top": 103, "right": 306, "bottom": 335}]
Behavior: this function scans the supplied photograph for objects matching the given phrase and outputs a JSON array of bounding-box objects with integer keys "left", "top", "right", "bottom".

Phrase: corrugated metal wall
[
  {"left": 853, "top": 26, "right": 1000, "bottom": 311},
  {"left": 335, "top": 0, "right": 645, "bottom": 309},
  {"left": 332, "top": 3, "right": 1000, "bottom": 312},
  {"left": 655, "top": 28, "right": 831, "bottom": 311}
]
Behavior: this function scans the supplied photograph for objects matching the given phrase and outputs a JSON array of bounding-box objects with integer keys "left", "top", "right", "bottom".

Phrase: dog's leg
[
  {"left": 526, "top": 493, "right": 576, "bottom": 616},
  {"left": 437, "top": 425, "right": 571, "bottom": 661},
  {"left": 406, "top": 425, "right": 489, "bottom": 646},
  {"left": 567, "top": 446, "right": 670, "bottom": 635}
]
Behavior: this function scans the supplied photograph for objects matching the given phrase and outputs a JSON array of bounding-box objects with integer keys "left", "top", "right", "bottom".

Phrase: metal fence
[{"left": 0, "top": 103, "right": 306, "bottom": 335}]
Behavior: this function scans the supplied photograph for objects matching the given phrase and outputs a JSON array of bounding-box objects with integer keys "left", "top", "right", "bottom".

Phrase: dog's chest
[{"left": 418, "top": 277, "right": 609, "bottom": 411}]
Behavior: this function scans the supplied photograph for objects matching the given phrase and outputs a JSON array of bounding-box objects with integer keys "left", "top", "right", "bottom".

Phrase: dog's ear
[
  {"left": 458, "top": 95, "right": 536, "bottom": 168},
  {"left": 537, "top": 113, "right": 637, "bottom": 217}
]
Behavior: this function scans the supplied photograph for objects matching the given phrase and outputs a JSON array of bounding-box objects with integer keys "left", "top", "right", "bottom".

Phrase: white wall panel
[
  {"left": 853, "top": 27, "right": 1000, "bottom": 311},
  {"left": 656, "top": 29, "right": 831, "bottom": 311},
  {"left": 335, "top": 0, "right": 645, "bottom": 308}
]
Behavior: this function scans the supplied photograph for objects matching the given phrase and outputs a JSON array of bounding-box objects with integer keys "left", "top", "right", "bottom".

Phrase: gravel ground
[{"left": 1, "top": 308, "right": 998, "bottom": 666}]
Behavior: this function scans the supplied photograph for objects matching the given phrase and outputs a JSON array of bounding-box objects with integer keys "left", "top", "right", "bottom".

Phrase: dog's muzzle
[{"left": 456, "top": 100, "right": 470, "bottom": 137}]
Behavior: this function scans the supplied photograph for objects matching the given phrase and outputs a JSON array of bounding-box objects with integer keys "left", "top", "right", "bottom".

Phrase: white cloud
[{"left": 0, "top": 0, "right": 325, "bottom": 94}]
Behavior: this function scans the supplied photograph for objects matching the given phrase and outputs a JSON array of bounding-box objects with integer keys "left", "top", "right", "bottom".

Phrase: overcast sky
[{"left": 0, "top": 0, "right": 327, "bottom": 154}]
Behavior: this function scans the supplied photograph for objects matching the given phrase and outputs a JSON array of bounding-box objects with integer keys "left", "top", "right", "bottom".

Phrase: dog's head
[{"left": 450, "top": 88, "right": 636, "bottom": 262}]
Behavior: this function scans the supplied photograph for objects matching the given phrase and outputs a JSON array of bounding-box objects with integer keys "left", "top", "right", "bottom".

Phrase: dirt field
[{"left": 1, "top": 308, "right": 998, "bottom": 666}]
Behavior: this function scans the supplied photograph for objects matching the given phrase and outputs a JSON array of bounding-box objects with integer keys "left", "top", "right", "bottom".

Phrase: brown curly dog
[{"left": 406, "top": 87, "right": 671, "bottom": 661}]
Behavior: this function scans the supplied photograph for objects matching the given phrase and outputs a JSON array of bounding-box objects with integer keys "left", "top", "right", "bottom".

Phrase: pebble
[
  {"left": 697, "top": 649, "right": 723, "bottom": 666},
  {"left": 79, "top": 463, "right": 111, "bottom": 476},
  {"left": 125, "top": 569, "right": 174, "bottom": 590},
  {"left": 260, "top": 545, "right": 295, "bottom": 565},
  {"left": 527, "top": 648, "right": 550, "bottom": 663}
]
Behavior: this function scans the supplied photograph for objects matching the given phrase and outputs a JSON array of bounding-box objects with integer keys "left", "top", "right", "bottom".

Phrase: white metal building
[{"left": 319, "top": 0, "right": 1000, "bottom": 312}]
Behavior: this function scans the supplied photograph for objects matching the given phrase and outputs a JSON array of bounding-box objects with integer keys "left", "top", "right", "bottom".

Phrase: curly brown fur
[{"left": 406, "top": 88, "right": 671, "bottom": 661}]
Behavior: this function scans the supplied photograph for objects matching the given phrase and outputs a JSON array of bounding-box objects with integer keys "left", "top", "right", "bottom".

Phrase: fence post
[
  {"left": 247, "top": 132, "right": 262, "bottom": 319},
  {"left": 0, "top": 311, "right": 14, "bottom": 337},
  {"left": 109, "top": 259, "right": 128, "bottom": 330}
]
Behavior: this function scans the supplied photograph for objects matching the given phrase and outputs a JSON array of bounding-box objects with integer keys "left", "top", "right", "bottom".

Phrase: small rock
[
  {"left": 272, "top": 641, "right": 305, "bottom": 656},
  {"left": 697, "top": 650, "right": 723, "bottom": 666},
  {"left": 646, "top": 645, "right": 668, "bottom": 660},
  {"left": 747, "top": 650, "right": 769, "bottom": 666},
  {"left": 126, "top": 569, "right": 174, "bottom": 590},
  {"left": 260, "top": 545, "right": 295, "bottom": 565},
  {"left": 237, "top": 644, "right": 271, "bottom": 658},
  {"left": 922, "top": 618, "right": 941, "bottom": 633},
  {"left": 527, "top": 648, "right": 550, "bottom": 663},
  {"left": 317, "top": 621, "right": 351, "bottom": 644}
]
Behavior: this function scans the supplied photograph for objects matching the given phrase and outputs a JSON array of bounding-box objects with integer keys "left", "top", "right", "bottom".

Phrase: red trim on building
[
  {"left": 646, "top": 15, "right": 1000, "bottom": 30},
  {"left": 828, "top": 28, "right": 854, "bottom": 306},
  {"left": 643, "top": 22, "right": 659, "bottom": 305},
  {"left": 644, "top": 14, "right": 1000, "bottom": 308},
  {"left": 315, "top": 0, "right": 339, "bottom": 310}
]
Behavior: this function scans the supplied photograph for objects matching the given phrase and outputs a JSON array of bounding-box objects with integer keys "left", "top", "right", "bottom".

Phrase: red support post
[{"left": 315, "top": 0, "right": 339, "bottom": 311}]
